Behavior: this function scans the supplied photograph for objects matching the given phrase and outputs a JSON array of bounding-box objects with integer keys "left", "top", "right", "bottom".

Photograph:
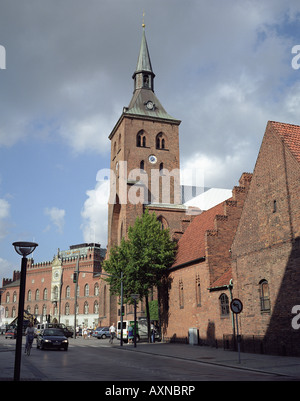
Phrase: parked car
[
  {"left": 37, "top": 328, "right": 68, "bottom": 351},
  {"left": 5, "top": 328, "right": 16, "bottom": 339},
  {"left": 94, "top": 327, "right": 110, "bottom": 339}
]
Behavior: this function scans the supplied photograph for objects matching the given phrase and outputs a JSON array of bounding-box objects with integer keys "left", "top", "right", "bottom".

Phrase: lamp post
[
  {"left": 131, "top": 294, "right": 139, "bottom": 348},
  {"left": 12, "top": 241, "right": 38, "bottom": 381}
]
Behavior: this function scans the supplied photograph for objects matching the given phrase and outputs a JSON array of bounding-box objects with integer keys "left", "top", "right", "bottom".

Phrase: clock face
[
  {"left": 146, "top": 101, "right": 154, "bottom": 110},
  {"left": 148, "top": 155, "right": 157, "bottom": 164},
  {"left": 53, "top": 270, "right": 60, "bottom": 280}
]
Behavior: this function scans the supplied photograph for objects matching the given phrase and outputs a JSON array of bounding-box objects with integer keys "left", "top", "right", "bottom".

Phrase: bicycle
[{"left": 25, "top": 337, "right": 34, "bottom": 356}]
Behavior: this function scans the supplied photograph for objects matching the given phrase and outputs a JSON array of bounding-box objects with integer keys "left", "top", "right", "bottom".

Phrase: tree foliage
[{"left": 103, "top": 210, "right": 176, "bottom": 338}]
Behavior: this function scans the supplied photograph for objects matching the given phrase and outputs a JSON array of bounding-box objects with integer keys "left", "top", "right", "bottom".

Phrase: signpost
[{"left": 230, "top": 298, "right": 243, "bottom": 364}]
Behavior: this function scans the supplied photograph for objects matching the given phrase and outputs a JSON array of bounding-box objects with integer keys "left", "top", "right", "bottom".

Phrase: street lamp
[
  {"left": 130, "top": 294, "right": 139, "bottom": 348},
  {"left": 12, "top": 241, "right": 38, "bottom": 381}
]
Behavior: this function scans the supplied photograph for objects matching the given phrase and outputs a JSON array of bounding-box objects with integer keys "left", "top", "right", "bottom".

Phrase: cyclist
[{"left": 25, "top": 322, "right": 35, "bottom": 354}]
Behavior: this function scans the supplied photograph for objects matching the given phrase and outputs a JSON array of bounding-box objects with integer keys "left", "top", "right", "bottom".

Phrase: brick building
[
  {"left": 1, "top": 24, "right": 300, "bottom": 358},
  {"left": 1, "top": 243, "right": 106, "bottom": 329},
  {"left": 99, "top": 26, "right": 189, "bottom": 325},
  {"left": 231, "top": 121, "right": 300, "bottom": 356},
  {"left": 163, "top": 173, "right": 252, "bottom": 345}
]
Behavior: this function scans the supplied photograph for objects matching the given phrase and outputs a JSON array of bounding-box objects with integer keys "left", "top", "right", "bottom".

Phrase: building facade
[
  {"left": 1, "top": 243, "right": 106, "bottom": 330},
  {"left": 100, "top": 26, "right": 190, "bottom": 326}
]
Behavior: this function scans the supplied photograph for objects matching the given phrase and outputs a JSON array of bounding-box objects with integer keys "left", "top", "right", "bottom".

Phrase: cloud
[
  {"left": 0, "top": 198, "right": 10, "bottom": 240},
  {"left": 81, "top": 177, "right": 110, "bottom": 248},
  {"left": 44, "top": 207, "right": 65, "bottom": 234},
  {"left": 0, "top": 257, "right": 13, "bottom": 281}
]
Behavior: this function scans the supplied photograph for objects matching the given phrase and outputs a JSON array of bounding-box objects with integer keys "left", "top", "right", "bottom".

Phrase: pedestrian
[
  {"left": 83, "top": 326, "right": 87, "bottom": 339},
  {"left": 109, "top": 323, "right": 116, "bottom": 344},
  {"left": 151, "top": 322, "right": 156, "bottom": 343},
  {"left": 25, "top": 322, "right": 35, "bottom": 353},
  {"left": 128, "top": 324, "right": 134, "bottom": 344}
]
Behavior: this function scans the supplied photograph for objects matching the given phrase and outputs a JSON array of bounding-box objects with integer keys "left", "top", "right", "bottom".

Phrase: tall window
[
  {"left": 53, "top": 286, "right": 58, "bottom": 300},
  {"left": 35, "top": 289, "right": 40, "bottom": 301},
  {"left": 137, "top": 130, "right": 146, "bottom": 147},
  {"left": 196, "top": 275, "right": 201, "bottom": 306},
  {"left": 156, "top": 132, "right": 166, "bottom": 149},
  {"left": 94, "top": 283, "right": 99, "bottom": 296},
  {"left": 84, "top": 284, "right": 89, "bottom": 297},
  {"left": 66, "top": 286, "right": 70, "bottom": 298},
  {"left": 219, "top": 293, "right": 229, "bottom": 316},
  {"left": 179, "top": 279, "right": 184, "bottom": 309},
  {"left": 260, "top": 279, "right": 271, "bottom": 312},
  {"left": 43, "top": 288, "right": 48, "bottom": 300}
]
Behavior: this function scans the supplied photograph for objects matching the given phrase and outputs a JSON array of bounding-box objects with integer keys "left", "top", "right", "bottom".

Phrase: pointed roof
[
  {"left": 134, "top": 28, "right": 154, "bottom": 76},
  {"left": 109, "top": 27, "right": 180, "bottom": 139},
  {"left": 268, "top": 121, "right": 300, "bottom": 164}
]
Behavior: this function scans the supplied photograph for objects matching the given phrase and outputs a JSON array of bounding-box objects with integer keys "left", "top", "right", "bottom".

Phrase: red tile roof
[
  {"left": 210, "top": 268, "right": 232, "bottom": 289},
  {"left": 269, "top": 121, "right": 300, "bottom": 164},
  {"left": 172, "top": 201, "right": 226, "bottom": 268}
]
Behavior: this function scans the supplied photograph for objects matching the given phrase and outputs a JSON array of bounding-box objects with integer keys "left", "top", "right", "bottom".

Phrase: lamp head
[{"left": 12, "top": 241, "right": 38, "bottom": 257}]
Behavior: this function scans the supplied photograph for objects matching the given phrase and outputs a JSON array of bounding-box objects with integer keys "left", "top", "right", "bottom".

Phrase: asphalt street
[{"left": 1, "top": 335, "right": 299, "bottom": 384}]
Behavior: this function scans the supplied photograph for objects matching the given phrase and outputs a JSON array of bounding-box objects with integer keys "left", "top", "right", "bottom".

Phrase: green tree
[{"left": 103, "top": 210, "right": 176, "bottom": 341}]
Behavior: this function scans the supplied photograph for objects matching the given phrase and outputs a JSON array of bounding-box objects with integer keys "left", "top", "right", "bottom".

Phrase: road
[{"left": 0, "top": 335, "right": 296, "bottom": 386}]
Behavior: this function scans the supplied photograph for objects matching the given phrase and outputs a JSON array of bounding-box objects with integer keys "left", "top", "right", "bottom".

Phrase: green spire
[{"left": 132, "top": 27, "right": 155, "bottom": 92}]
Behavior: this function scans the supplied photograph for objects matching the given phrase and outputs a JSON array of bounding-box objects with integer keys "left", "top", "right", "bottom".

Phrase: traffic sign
[{"left": 230, "top": 298, "right": 243, "bottom": 314}]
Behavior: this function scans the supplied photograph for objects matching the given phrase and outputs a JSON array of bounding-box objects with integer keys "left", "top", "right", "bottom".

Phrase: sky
[{"left": 1, "top": 0, "right": 300, "bottom": 279}]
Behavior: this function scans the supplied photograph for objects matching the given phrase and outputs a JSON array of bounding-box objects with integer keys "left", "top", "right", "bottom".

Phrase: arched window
[
  {"left": 94, "top": 283, "right": 99, "bottom": 296},
  {"left": 259, "top": 279, "right": 271, "bottom": 312},
  {"left": 156, "top": 132, "right": 166, "bottom": 149},
  {"left": 140, "top": 160, "right": 145, "bottom": 170},
  {"left": 53, "top": 286, "right": 58, "bottom": 300},
  {"left": 84, "top": 284, "right": 89, "bottom": 297},
  {"left": 84, "top": 301, "right": 89, "bottom": 315},
  {"left": 65, "top": 303, "right": 70, "bottom": 316},
  {"left": 219, "top": 293, "right": 229, "bottom": 316},
  {"left": 196, "top": 275, "right": 201, "bottom": 306},
  {"left": 179, "top": 279, "right": 184, "bottom": 309},
  {"left": 157, "top": 215, "right": 168, "bottom": 230},
  {"left": 94, "top": 301, "right": 99, "bottom": 314},
  {"left": 6, "top": 292, "right": 10, "bottom": 303},
  {"left": 137, "top": 130, "right": 146, "bottom": 147},
  {"left": 35, "top": 289, "right": 40, "bottom": 301},
  {"left": 43, "top": 288, "right": 48, "bottom": 300},
  {"left": 27, "top": 290, "right": 32, "bottom": 301}
]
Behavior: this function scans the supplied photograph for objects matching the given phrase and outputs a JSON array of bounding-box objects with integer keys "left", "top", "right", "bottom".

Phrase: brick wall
[{"left": 231, "top": 122, "right": 300, "bottom": 356}]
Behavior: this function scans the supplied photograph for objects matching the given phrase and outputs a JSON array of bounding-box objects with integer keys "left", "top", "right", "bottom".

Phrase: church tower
[{"left": 107, "top": 25, "right": 183, "bottom": 251}]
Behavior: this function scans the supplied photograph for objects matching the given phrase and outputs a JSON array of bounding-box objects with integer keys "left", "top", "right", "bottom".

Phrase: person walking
[{"left": 109, "top": 323, "right": 116, "bottom": 344}]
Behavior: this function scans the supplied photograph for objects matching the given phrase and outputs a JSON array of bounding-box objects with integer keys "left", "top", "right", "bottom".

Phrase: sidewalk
[
  {"left": 1, "top": 337, "right": 300, "bottom": 380},
  {"left": 116, "top": 341, "right": 300, "bottom": 379}
]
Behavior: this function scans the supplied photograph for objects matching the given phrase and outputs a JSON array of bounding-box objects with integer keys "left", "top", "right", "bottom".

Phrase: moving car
[
  {"left": 37, "top": 328, "right": 68, "bottom": 351},
  {"left": 94, "top": 327, "right": 110, "bottom": 339}
]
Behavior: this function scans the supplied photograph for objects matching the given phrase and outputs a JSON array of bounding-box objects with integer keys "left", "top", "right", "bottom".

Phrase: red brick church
[
  {"left": 98, "top": 26, "right": 300, "bottom": 356},
  {"left": 1, "top": 27, "right": 300, "bottom": 356}
]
